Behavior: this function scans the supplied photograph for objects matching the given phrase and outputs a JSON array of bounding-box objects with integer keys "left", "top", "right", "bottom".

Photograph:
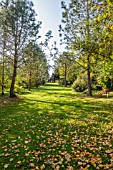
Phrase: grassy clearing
[{"left": 0, "top": 83, "right": 113, "bottom": 170}]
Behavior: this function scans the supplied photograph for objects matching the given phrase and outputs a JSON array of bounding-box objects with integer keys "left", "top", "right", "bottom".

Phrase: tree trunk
[
  {"left": 2, "top": 85, "right": 4, "bottom": 95},
  {"left": 1, "top": 30, "right": 6, "bottom": 95},
  {"left": 87, "top": 62, "right": 92, "bottom": 96},
  {"left": 86, "top": 0, "right": 92, "bottom": 96},
  {"left": 28, "top": 69, "right": 31, "bottom": 91},
  {"left": 9, "top": 55, "right": 18, "bottom": 97},
  {"left": 2, "top": 52, "right": 5, "bottom": 95},
  {"left": 64, "top": 63, "right": 67, "bottom": 87}
]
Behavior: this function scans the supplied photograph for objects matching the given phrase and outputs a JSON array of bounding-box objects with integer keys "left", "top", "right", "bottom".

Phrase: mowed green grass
[{"left": 0, "top": 83, "right": 113, "bottom": 170}]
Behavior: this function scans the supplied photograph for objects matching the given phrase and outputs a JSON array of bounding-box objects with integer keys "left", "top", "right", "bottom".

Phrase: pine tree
[{"left": 0, "top": 0, "right": 42, "bottom": 97}]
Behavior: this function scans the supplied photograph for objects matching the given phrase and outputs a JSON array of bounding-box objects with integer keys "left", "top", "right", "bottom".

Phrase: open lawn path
[{"left": 0, "top": 83, "right": 113, "bottom": 170}]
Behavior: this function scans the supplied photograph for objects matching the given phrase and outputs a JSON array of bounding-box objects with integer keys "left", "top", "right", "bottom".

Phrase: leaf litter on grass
[{"left": 0, "top": 83, "right": 113, "bottom": 169}]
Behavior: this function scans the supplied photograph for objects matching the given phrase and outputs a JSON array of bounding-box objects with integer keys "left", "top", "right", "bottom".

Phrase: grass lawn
[{"left": 0, "top": 83, "right": 113, "bottom": 170}]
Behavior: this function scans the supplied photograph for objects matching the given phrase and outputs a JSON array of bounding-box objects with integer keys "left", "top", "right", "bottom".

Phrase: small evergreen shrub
[{"left": 72, "top": 78, "right": 87, "bottom": 92}]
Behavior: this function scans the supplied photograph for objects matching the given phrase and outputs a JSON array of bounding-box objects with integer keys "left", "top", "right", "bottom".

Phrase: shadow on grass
[
  {"left": 1, "top": 83, "right": 113, "bottom": 129},
  {"left": 28, "top": 98, "right": 112, "bottom": 119},
  {"left": 1, "top": 94, "right": 112, "bottom": 130}
]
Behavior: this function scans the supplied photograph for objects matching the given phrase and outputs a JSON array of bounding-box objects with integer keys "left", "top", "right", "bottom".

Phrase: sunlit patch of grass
[{"left": 0, "top": 83, "right": 113, "bottom": 169}]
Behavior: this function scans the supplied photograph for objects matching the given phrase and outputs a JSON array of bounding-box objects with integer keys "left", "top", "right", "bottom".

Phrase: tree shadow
[{"left": 1, "top": 83, "right": 113, "bottom": 134}]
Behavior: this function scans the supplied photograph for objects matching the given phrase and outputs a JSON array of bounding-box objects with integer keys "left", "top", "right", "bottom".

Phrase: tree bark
[
  {"left": 1, "top": 29, "right": 6, "bottom": 95},
  {"left": 64, "top": 63, "right": 67, "bottom": 87},
  {"left": 87, "top": 61, "right": 92, "bottom": 96},
  {"left": 2, "top": 85, "right": 4, "bottom": 95},
  {"left": 9, "top": 54, "right": 18, "bottom": 97},
  {"left": 28, "top": 69, "right": 31, "bottom": 91},
  {"left": 2, "top": 51, "right": 5, "bottom": 95},
  {"left": 86, "top": 0, "right": 92, "bottom": 96}
]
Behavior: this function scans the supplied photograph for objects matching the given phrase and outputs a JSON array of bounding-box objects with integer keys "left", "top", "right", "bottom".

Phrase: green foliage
[
  {"left": 97, "top": 76, "right": 112, "bottom": 89},
  {"left": 14, "top": 85, "right": 24, "bottom": 94},
  {"left": 72, "top": 78, "right": 87, "bottom": 92},
  {"left": 0, "top": 0, "right": 43, "bottom": 97},
  {"left": 21, "top": 42, "right": 49, "bottom": 90},
  {"left": 53, "top": 52, "right": 74, "bottom": 86},
  {"left": 60, "top": 0, "right": 113, "bottom": 96}
]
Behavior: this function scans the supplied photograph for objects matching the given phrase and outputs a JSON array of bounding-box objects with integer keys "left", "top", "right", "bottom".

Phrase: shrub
[
  {"left": 15, "top": 85, "right": 24, "bottom": 94},
  {"left": 72, "top": 78, "right": 87, "bottom": 92},
  {"left": 82, "top": 89, "right": 88, "bottom": 95}
]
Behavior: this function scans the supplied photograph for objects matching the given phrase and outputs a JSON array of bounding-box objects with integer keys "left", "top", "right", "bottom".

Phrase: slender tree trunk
[
  {"left": 28, "top": 69, "right": 31, "bottom": 91},
  {"left": 1, "top": 29, "right": 6, "bottom": 95},
  {"left": 87, "top": 58, "right": 92, "bottom": 96},
  {"left": 10, "top": 54, "right": 18, "bottom": 97},
  {"left": 10, "top": 31, "right": 19, "bottom": 97},
  {"left": 64, "top": 63, "right": 67, "bottom": 87},
  {"left": 111, "top": 76, "right": 113, "bottom": 88},
  {"left": 86, "top": 0, "right": 92, "bottom": 96},
  {"left": 2, "top": 50, "right": 5, "bottom": 95}
]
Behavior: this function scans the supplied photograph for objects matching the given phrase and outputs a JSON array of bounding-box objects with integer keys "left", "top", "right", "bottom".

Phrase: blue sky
[
  {"left": 32, "top": 0, "right": 69, "bottom": 53},
  {"left": 32, "top": 0, "right": 69, "bottom": 75}
]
